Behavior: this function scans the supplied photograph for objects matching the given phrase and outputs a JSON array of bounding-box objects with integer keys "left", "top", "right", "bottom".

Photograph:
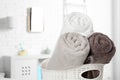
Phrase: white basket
[{"left": 41, "top": 60, "right": 104, "bottom": 80}]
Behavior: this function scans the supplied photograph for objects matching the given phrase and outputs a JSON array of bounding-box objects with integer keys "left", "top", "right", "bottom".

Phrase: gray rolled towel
[
  {"left": 47, "top": 32, "right": 90, "bottom": 70},
  {"left": 84, "top": 32, "right": 116, "bottom": 79}
]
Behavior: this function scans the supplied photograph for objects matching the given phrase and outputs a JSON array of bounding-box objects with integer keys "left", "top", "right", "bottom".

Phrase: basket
[{"left": 41, "top": 60, "right": 104, "bottom": 80}]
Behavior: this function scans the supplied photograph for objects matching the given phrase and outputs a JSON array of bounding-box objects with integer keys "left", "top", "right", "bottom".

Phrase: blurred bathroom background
[{"left": 0, "top": 0, "right": 119, "bottom": 80}]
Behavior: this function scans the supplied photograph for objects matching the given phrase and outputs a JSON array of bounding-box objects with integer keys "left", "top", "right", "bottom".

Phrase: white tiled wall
[
  {"left": 0, "top": 0, "right": 63, "bottom": 71},
  {"left": 0, "top": 0, "right": 63, "bottom": 55}
]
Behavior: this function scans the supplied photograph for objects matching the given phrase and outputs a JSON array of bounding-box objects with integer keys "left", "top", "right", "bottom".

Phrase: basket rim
[{"left": 41, "top": 59, "right": 104, "bottom": 71}]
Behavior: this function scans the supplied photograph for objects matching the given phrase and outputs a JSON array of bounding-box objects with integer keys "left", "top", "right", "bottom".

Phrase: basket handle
[{"left": 79, "top": 64, "right": 104, "bottom": 80}]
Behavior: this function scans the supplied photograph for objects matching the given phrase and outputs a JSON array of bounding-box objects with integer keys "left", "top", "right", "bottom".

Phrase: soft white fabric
[
  {"left": 47, "top": 32, "right": 90, "bottom": 70},
  {"left": 61, "top": 12, "right": 93, "bottom": 37}
]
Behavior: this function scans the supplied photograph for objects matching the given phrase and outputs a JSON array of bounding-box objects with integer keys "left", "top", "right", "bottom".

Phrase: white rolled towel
[
  {"left": 61, "top": 12, "right": 93, "bottom": 37},
  {"left": 47, "top": 32, "right": 90, "bottom": 70}
]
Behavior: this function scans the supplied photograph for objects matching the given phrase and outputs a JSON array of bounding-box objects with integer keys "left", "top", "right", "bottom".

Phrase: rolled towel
[
  {"left": 84, "top": 32, "right": 116, "bottom": 78},
  {"left": 85, "top": 32, "right": 116, "bottom": 64},
  {"left": 61, "top": 12, "right": 93, "bottom": 37},
  {"left": 47, "top": 32, "right": 90, "bottom": 70}
]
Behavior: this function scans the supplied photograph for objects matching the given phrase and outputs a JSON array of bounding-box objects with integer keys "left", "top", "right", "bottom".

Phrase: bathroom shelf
[{"left": 2, "top": 55, "right": 49, "bottom": 80}]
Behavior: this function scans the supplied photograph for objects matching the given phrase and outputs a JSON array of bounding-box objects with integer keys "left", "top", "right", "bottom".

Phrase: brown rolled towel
[{"left": 84, "top": 32, "right": 116, "bottom": 79}]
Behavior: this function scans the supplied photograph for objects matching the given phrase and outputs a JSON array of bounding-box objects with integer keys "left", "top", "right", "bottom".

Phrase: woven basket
[{"left": 41, "top": 59, "right": 104, "bottom": 80}]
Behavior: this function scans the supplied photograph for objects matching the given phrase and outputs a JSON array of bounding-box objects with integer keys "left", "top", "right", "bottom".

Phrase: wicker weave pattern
[{"left": 42, "top": 62, "right": 104, "bottom": 80}]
